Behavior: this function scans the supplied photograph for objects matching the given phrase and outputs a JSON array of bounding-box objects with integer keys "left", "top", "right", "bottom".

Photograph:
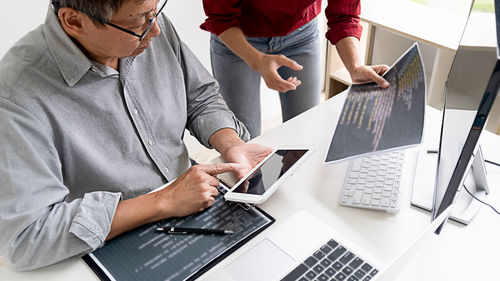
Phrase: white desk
[{"left": 1, "top": 92, "right": 499, "bottom": 280}]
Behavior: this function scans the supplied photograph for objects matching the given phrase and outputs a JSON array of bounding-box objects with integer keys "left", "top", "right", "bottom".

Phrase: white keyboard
[{"left": 339, "top": 151, "right": 405, "bottom": 212}]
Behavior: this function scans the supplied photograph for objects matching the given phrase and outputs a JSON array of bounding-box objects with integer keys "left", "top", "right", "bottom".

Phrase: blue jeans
[{"left": 210, "top": 18, "right": 321, "bottom": 138}]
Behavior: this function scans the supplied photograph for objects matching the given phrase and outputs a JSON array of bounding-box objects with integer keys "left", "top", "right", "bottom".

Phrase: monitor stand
[{"left": 410, "top": 145, "right": 489, "bottom": 225}]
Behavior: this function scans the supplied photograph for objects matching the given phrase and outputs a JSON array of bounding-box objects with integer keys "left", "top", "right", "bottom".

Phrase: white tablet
[{"left": 222, "top": 147, "right": 315, "bottom": 204}]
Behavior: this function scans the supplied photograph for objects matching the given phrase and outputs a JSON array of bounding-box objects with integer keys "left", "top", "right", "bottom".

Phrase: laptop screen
[{"left": 432, "top": 0, "right": 500, "bottom": 231}]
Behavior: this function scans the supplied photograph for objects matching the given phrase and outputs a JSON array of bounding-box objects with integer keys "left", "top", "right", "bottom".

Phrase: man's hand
[
  {"left": 156, "top": 163, "right": 241, "bottom": 218},
  {"left": 350, "top": 64, "right": 390, "bottom": 88},
  {"left": 252, "top": 53, "right": 303, "bottom": 93},
  {"left": 223, "top": 143, "right": 273, "bottom": 179}
]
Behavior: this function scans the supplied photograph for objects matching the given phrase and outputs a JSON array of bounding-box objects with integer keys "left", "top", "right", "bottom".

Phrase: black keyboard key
[
  {"left": 332, "top": 261, "right": 343, "bottom": 271},
  {"left": 339, "top": 252, "right": 355, "bottom": 265},
  {"left": 318, "top": 273, "right": 329, "bottom": 281},
  {"left": 320, "top": 244, "right": 333, "bottom": 254},
  {"left": 298, "top": 278, "right": 307, "bottom": 281},
  {"left": 342, "top": 266, "right": 354, "bottom": 275},
  {"left": 320, "top": 258, "right": 332, "bottom": 267},
  {"left": 305, "top": 270, "right": 317, "bottom": 279},
  {"left": 354, "top": 269, "right": 366, "bottom": 279},
  {"left": 313, "top": 250, "right": 325, "bottom": 260},
  {"left": 325, "top": 267, "right": 337, "bottom": 277},
  {"left": 335, "top": 272, "right": 347, "bottom": 281},
  {"left": 280, "top": 263, "right": 308, "bottom": 281},
  {"left": 370, "top": 269, "right": 378, "bottom": 276},
  {"left": 348, "top": 277, "right": 359, "bottom": 281},
  {"left": 304, "top": 256, "right": 318, "bottom": 268},
  {"left": 349, "top": 257, "right": 364, "bottom": 269},
  {"left": 313, "top": 264, "right": 325, "bottom": 274},
  {"left": 362, "top": 276, "right": 372, "bottom": 281},
  {"left": 327, "top": 239, "right": 339, "bottom": 249},
  {"left": 361, "top": 263, "right": 372, "bottom": 273},
  {"left": 327, "top": 246, "right": 347, "bottom": 262}
]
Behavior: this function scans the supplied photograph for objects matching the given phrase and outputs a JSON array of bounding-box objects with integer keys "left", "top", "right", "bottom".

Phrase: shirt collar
[{"left": 44, "top": 5, "right": 93, "bottom": 87}]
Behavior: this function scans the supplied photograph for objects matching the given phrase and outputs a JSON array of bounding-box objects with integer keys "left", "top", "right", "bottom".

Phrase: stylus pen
[{"left": 156, "top": 227, "right": 234, "bottom": 235}]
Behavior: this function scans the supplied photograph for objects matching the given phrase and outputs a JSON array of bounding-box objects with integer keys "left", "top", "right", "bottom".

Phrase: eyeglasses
[{"left": 106, "top": 0, "right": 168, "bottom": 41}]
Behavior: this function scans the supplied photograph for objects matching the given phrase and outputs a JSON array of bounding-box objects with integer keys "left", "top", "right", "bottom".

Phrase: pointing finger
[{"left": 201, "top": 163, "right": 242, "bottom": 176}]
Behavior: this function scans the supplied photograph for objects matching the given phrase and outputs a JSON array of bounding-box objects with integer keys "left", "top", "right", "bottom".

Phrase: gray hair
[{"left": 51, "top": 0, "right": 126, "bottom": 26}]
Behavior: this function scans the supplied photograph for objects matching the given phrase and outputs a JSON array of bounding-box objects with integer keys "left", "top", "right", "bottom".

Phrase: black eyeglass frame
[{"left": 106, "top": 0, "right": 168, "bottom": 41}]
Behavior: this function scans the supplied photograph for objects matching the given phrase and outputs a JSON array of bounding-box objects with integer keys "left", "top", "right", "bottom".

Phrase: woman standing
[{"left": 201, "top": 0, "right": 389, "bottom": 138}]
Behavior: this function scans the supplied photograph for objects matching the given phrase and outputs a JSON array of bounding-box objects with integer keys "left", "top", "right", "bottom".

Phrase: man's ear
[{"left": 58, "top": 7, "right": 88, "bottom": 38}]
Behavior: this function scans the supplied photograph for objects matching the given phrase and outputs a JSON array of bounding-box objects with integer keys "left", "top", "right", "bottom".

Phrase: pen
[{"left": 156, "top": 227, "right": 234, "bottom": 235}]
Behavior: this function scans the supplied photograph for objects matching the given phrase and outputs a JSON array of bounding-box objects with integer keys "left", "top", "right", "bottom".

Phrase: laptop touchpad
[{"left": 224, "top": 238, "right": 295, "bottom": 281}]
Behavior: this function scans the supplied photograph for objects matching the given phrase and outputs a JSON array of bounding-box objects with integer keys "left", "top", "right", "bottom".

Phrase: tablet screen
[{"left": 232, "top": 149, "right": 308, "bottom": 195}]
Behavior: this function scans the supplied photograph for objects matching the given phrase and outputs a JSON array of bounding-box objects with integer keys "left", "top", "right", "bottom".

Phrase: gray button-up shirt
[{"left": 0, "top": 6, "right": 248, "bottom": 270}]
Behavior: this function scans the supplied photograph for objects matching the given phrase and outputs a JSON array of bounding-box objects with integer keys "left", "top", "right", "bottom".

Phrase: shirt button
[
  {"left": 148, "top": 139, "right": 153, "bottom": 145},
  {"left": 133, "top": 109, "right": 139, "bottom": 115},
  {"left": 164, "top": 167, "right": 170, "bottom": 174}
]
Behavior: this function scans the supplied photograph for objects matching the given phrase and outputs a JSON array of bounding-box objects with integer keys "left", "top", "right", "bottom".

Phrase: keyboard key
[
  {"left": 354, "top": 269, "right": 366, "bottom": 279},
  {"left": 325, "top": 267, "right": 337, "bottom": 277},
  {"left": 361, "top": 194, "right": 371, "bottom": 205},
  {"left": 327, "top": 239, "right": 339, "bottom": 249},
  {"left": 328, "top": 246, "right": 346, "bottom": 262},
  {"left": 361, "top": 263, "right": 373, "bottom": 273},
  {"left": 362, "top": 276, "right": 372, "bottom": 281},
  {"left": 313, "top": 264, "right": 325, "bottom": 274},
  {"left": 339, "top": 252, "right": 355, "bottom": 264},
  {"left": 320, "top": 244, "right": 333, "bottom": 254},
  {"left": 298, "top": 277, "right": 307, "bottom": 281},
  {"left": 342, "top": 266, "right": 354, "bottom": 275},
  {"left": 304, "top": 256, "right": 317, "bottom": 268},
  {"left": 335, "top": 272, "right": 347, "bottom": 281},
  {"left": 280, "top": 263, "right": 308, "bottom": 281},
  {"left": 317, "top": 273, "right": 329, "bottom": 281},
  {"left": 305, "top": 270, "right": 317, "bottom": 279},
  {"left": 351, "top": 159, "right": 362, "bottom": 171},
  {"left": 313, "top": 250, "right": 325, "bottom": 260},
  {"left": 332, "top": 261, "right": 343, "bottom": 271},
  {"left": 370, "top": 269, "right": 378, "bottom": 276},
  {"left": 349, "top": 257, "right": 364, "bottom": 269},
  {"left": 320, "top": 259, "right": 332, "bottom": 267},
  {"left": 347, "top": 277, "right": 359, "bottom": 281},
  {"left": 352, "top": 191, "right": 363, "bottom": 204}
]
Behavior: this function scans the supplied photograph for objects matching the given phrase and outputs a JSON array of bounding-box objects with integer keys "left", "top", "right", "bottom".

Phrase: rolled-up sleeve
[
  {"left": 200, "top": 0, "right": 242, "bottom": 36},
  {"left": 325, "top": 0, "right": 363, "bottom": 45},
  {"left": 0, "top": 97, "right": 121, "bottom": 271}
]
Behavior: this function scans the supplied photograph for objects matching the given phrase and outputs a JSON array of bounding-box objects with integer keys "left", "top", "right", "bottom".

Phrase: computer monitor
[{"left": 432, "top": 0, "right": 500, "bottom": 233}]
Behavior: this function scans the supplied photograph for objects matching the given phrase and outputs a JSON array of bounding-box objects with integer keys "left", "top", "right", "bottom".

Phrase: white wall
[{"left": 0, "top": 1, "right": 48, "bottom": 58}]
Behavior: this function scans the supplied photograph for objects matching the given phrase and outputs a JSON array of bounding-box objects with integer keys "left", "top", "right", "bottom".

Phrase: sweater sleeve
[
  {"left": 200, "top": 0, "right": 243, "bottom": 36},
  {"left": 325, "top": 0, "right": 363, "bottom": 45}
]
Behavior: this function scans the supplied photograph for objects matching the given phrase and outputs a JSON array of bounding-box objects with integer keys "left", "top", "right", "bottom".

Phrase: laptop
[{"left": 200, "top": 206, "right": 452, "bottom": 281}]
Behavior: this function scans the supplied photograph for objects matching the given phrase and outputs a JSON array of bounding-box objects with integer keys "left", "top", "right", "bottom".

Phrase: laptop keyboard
[
  {"left": 281, "top": 239, "right": 378, "bottom": 281},
  {"left": 339, "top": 151, "right": 405, "bottom": 212}
]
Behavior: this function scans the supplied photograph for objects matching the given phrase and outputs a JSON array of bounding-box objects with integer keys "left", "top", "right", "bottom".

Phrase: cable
[
  {"left": 485, "top": 159, "right": 500, "bottom": 167},
  {"left": 426, "top": 149, "right": 500, "bottom": 168},
  {"left": 463, "top": 184, "right": 500, "bottom": 216}
]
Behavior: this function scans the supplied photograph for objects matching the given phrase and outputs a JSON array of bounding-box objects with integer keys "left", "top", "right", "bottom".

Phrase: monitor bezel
[{"left": 431, "top": 0, "right": 500, "bottom": 233}]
